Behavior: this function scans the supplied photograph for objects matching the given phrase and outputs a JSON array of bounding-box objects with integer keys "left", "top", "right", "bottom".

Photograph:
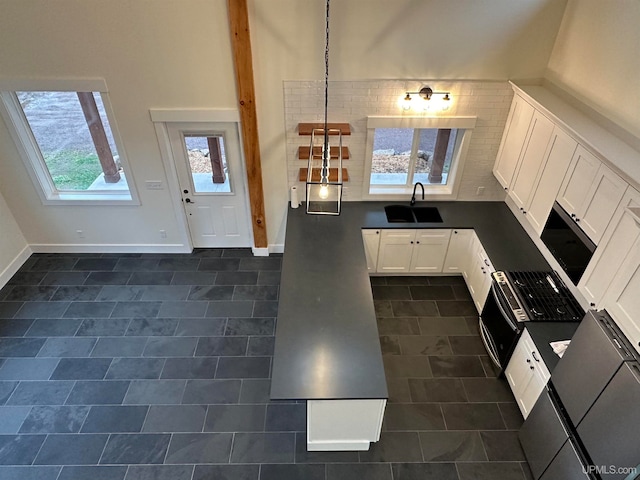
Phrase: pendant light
[{"left": 306, "top": 0, "right": 342, "bottom": 215}]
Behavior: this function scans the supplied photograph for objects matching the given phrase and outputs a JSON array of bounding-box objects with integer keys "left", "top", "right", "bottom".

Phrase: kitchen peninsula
[{"left": 271, "top": 201, "right": 551, "bottom": 451}]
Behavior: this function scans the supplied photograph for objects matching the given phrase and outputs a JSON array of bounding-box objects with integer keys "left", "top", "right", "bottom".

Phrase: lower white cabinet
[
  {"left": 376, "top": 229, "right": 452, "bottom": 274},
  {"left": 465, "top": 234, "right": 495, "bottom": 313},
  {"left": 443, "top": 229, "right": 474, "bottom": 274},
  {"left": 361, "top": 229, "right": 381, "bottom": 273},
  {"left": 505, "top": 329, "right": 550, "bottom": 419}
]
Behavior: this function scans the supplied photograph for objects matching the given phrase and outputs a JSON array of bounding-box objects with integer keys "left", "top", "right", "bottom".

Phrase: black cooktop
[{"left": 506, "top": 271, "right": 584, "bottom": 322}]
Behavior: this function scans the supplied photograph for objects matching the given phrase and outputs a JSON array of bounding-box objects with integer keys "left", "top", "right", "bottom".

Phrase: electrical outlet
[
  {"left": 146, "top": 181, "right": 164, "bottom": 190},
  {"left": 76, "top": 230, "right": 85, "bottom": 239},
  {"left": 159, "top": 230, "right": 167, "bottom": 239},
  {"left": 476, "top": 186, "right": 485, "bottom": 196}
]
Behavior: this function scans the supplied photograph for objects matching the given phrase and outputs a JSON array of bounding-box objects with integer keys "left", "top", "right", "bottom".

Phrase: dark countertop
[
  {"left": 525, "top": 322, "right": 581, "bottom": 373},
  {"left": 270, "top": 201, "right": 552, "bottom": 401}
]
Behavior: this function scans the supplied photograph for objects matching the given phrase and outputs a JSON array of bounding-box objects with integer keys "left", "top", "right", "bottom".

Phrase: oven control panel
[{"left": 493, "top": 271, "right": 529, "bottom": 322}]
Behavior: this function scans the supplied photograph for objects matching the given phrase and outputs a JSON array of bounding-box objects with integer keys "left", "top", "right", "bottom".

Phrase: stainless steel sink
[
  {"left": 412, "top": 206, "right": 443, "bottom": 223},
  {"left": 384, "top": 205, "right": 415, "bottom": 223}
]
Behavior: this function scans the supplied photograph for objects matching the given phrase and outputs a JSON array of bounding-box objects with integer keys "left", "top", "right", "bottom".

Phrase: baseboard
[
  {"left": 0, "top": 245, "right": 33, "bottom": 289},
  {"left": 29, "top": 244, "right": 191, "bottom": 254},
  {"left": 251, "top": 247, "right": 269, "bottom": 257},
  {"left": 268, "top": 244, "right": 285, "bottom": 254}
]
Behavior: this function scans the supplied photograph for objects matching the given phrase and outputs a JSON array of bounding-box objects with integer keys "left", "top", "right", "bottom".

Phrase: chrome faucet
[{"left": 410, "top": 182, "right": 424, "bottom": 206}]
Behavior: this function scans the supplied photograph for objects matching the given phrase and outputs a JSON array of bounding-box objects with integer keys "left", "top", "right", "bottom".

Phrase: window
[
  {"left": 0, "top": 83, "right": 137, "bottom": 204},
  {"left": 365, "top": 116, "right": 476, "bottom": 198}
]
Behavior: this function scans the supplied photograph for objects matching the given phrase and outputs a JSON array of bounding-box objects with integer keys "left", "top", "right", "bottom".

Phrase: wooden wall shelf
[
  {"left": 298, "top": 146, "right": 349, "bottom": 160},
  {"left": 299, "top": 168, "right": 349, "bottom": 182},
  {"left": 298, "top": 123, "right": 351, "bottom": 135}
]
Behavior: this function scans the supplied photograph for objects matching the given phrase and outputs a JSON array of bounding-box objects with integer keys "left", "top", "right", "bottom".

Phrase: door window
[{"left": 183, "top": 134, "right": 231, "bottom": 194}]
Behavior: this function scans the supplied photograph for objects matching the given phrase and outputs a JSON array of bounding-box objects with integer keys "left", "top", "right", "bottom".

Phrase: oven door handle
[
  {"left": 490, "top": 282, "right": 519, "bottom": 332},
  {"left": 479, "top": 317, "right": 502, "bottom": 369}
]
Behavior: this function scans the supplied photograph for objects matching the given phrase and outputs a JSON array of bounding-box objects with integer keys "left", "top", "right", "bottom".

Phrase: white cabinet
[
  {"left": 579, "top": 187, "right": 640, "bottom": 307},
  {"left": 557, "top": 146, "right": 627, "bottom": 244},
  {"left": 466, "top": 233, "right": 495, "bottom": 313},
  {"left": 376, "top": 229, "right": 452, "bottom": 274},
  {"left": 494, "top": 95, "right": 535, "bottom": 189},
  {"left": 525, "top": 127, "right": 577, "bottom": 234},
  {"left": 505, "top": 329, "right": 550, "bottom": 419},
  {"left": 361, "top": 229, "right": 381, "bottom": 273},
  {"left": 443, "top": 229, "right": 474, "bottom": 275},
  {"left": 509, "top": 111, "right": 555, "bottom": 210}
]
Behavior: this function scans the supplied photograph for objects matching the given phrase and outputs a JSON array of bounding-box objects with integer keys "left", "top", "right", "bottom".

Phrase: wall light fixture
[{"left": 402, "top": 86, "right": 451, "bottom": 112}]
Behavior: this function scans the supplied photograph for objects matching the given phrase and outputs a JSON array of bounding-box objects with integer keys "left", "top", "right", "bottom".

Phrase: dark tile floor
[{"left": 0, "top": 250, "right": 530, "bottom": 480}]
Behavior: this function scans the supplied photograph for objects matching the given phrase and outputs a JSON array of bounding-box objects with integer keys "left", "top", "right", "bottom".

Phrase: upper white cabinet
[
  {"left": 494, "top": 95, "right": 535, "bottom": 190},
  {"left": 361, "top": 229, "right": 381, "bottom": 273},
  {"left": 443, "top": 229, "right": 474, "bottom": 275},
  {"left": 376, "top": 229, "right": 452, "bottom": 274},
  {"left": 556, "top": 145, "right": 600, "bottom": 215}
]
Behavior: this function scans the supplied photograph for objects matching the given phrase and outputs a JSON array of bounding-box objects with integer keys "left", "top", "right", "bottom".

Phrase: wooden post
[
  {"left": 428, "top": 129, "right": 451, "bottom": 184},
  {"left": 76, "top": 92, "right": 121, "bottom": 183},
  {"left": 227, "top": 0, "right": 268, "bottom": 249},
  {"left": 207, "top": 137, "right": 226, "bottom": 184}
]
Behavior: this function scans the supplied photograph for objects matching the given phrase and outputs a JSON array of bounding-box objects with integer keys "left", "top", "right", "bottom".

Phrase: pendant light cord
[{"left": 323, "top": 0, "right": 330, "bottom": 165}]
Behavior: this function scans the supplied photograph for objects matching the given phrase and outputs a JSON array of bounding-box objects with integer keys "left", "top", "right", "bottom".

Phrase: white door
[{"left": 168, "top": 122, "right": 252, "bottom": 248}]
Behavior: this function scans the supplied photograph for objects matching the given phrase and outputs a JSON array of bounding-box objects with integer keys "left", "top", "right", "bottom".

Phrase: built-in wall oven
[{"left": 479, "top": 270, "right": 584, "bottom": 372}]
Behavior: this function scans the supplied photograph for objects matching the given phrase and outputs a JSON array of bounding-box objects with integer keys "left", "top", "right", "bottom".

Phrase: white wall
[
  {"left": 546, "top": 0, "right": 640, "bottom": 140},
  {"left": 0, "top": 188, "right": 29, "bottom": 287}
]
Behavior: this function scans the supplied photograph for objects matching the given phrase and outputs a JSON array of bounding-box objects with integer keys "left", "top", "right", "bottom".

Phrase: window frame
[
  {"left": 363, "top": 116, "right": 477, "bottom": 200},
  {"left": 0, "top": 79, "right": 139, "bottom": 205}
]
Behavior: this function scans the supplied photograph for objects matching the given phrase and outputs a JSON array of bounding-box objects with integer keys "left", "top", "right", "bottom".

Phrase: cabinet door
[
  {"left": 576, "top": 163, "right": 628, "bottom": 244},
  {"left": 505, "top": 331, "right": 535, "bottom": 411},
  {"left": 467, "top": 237, "right": 493, "bottom": 313},
  {"left": 443, "top": 229, "right": 473, "bottom": 274},
  {"left": 579, "top": 187, "right": 640, "bottom": 306},
  {"left": 409, "top": 229, "right": 452, "bottom": 273},
  {"left": 376, "top": 229, "right": 415, "bottom": 273},
  {"left": 509, "top": 111, "right": 554, "bottom": 209},
  {"left": 493, "top": 95, "right": 535, "bottom": 189},
  {"left": 556, "top": 145, "right": 600, "bottom": 216},
  {"left": 361, "top": 229, "right": 381, "bottom": 273},
  {"left": 525, "top": 127, "right": 577, "bottom": 234}
]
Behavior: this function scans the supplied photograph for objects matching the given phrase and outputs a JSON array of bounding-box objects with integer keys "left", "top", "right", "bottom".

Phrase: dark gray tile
[
  {"left": 126, "top": 318, "right": 178, "bottom": 336},
  {"left": 247, "top": 336, "right": 275, "bottom": 356},
  {"left": 16, "top": 302, "right": 70, "bottom": 319},
  {"left": 95, "top": 286, "right": 144, "bottom": 302},
  {"left": 143, "top": 405, "right": 206, "bottom": 432},
  {"left": 0, "top": 382, "right": 19, "bottom": 405},
  {"left": 222, "top": 249, "right": 254, "bottom": 258},
  {"left": 453, "top": 284, "right": 473, "bottom": 300},
  {"left": 216, "top": 271, "right": 258, "bottom": 285},
  {"left": 383, "top": 403, "right": 445, "bottom": 431},
  {"left": 34, "top": 434, "right": 108, "bottom": 465},
  {"left": 6, "top": 381, "right": 73, "bottom": 405},
  {"left": 157, "top": 301, "right": 208, "bottom": 318},
  {"left": 51, "top": 286, "right": 102, "bottom": 302},
  {"left": 91, "top": 337, "right": 147, "bottom": 357},
  {"left": 195, "top": 336, "right": 247, "bottom": 356},
  {"left": 0, "top": 338, "right": 45, "bottom": 357},
  {"left": 0, "top": 406, "right": 31, "bottom": 433},
  {"left": 216, "top": 357, "right": 270, "bottom": 379},
  {"left": 29, "top": 258, "right": 77, "bottom": 271},
  {"left": 233, "top": 286, "right": 278, "bottom": 301},
  {"left": 198, "top": 258, "right": 240, "bottom": 271},
  {"left": 114, "top": 258, "right": 160, "bottom": 272},
  {"left": 175, "top": 318, "right": 226, "bottom": 336},
  {"left": 25, "top": 319, "right": 81, "bottom": 337},
  {"left": 125, "top": 465, "right": 193, "bottom": 480},
  {"left": 383, "top": 356, "right": 432, "bottom": 378},
  {"left": 63, "top": 302, "right": 115, "bottom": 319},
  {"left": 37, "top": 337, "right": 96, "bottom": 357},
  {"left": 58, "top": 465, "right": 128, "bottom": 480},
  {"left": 419, "top": 431, "right": 487, "bottom": 461},
  {"left": 225, "top": 318, "right": 275, "bottom": 336},
  {"left": 19, "top": 405, "right": 90, "bottom": 433},
  {"left": 462, "top": 377, "right": 515, "bottom": 402},
  {"left": 376, "top": 318, "right": 420, "bottom": 335},
  {"left": 257, "top": 271, "right": 281, "bottom": 286},
  {"left": 170, "top": 272, "right": 217, "bottom": 285},
  {"left": 206, "top": 301, "right": 254, "bottom": 317},
  {"left": 156, "top": 257, "right": 200, "bottom": 271},
  {"left": 386, "top": 378, "right": 411, "bottom": 403},
  {"left": 230, "top": 432, "right": 294, "bottom": 463},
  {"left": 81, "top": 406, "right": 148, "bottom": 433},
  {"left": 144, "top": 337, "right": 197, "bottom": 357},
  {"left": 111, "top": 301, "right": 160, "bottom": 318},
  {"left": 50, "top": 358, "right": 112, "bottom": 380},
  {"left": 73, "top": 258, "right": 118, "bottom": 271},
  {"left": 205, "top": 404, "right": 265, "bottom": 432},
  {"left": 0, "top": 466, "right": 61, "bottom": 480},
  {"left": 139, "top": 286, "right": 190, "bottom": 301},
  {"left": 165, "top": 433, "right": 233, "bottom": 463},
  {"left": 252, "top": 301, "right": 278, "bottom": 317},
  {"left": 193, "top": 465, "right": 259, "bottom": 480},
  {"left": 0, "top": 302, "right": 23, "bottom": 319},
  {"left": 182, "top": 379, "right": 241, "bottom": 404},
  {"left": 0, "top": 358, "right": 59, "bottom": 380},
  {"left": 371, "top": 286, "right": 411, "bottom": 300},
  {"left": 260, "top": 464, "right": 325, "bottom": 480},
  {"left": 480, "top": 355, "right": 502, "bottom": 377},
  {"left": 293, "top": 432, "right": 359, "bottom": 463},
  {"left": 4, "top": 286, "right": 57, "bottom": 302},
  {"left": 374, "top": 300, "right": 393, "bottom": 317},
  {"left": 408, "top": 378, "right": 468, "bottom": 402},
  {"left": 239, "top": 257, "right": 281, "bottom": 271},
  {"left": 100, "top": 433, "right": 170, "bottom": 464},
  {"left": 0, "top": 319, "right": 34, "bottom": 336},
  {"left": 399, "top": 335, "right": 452, "bottom": 355},
  {"left": 391, "top": 300, "right": 438, "bottom": 317},
  {"left": 106, "top": 358, "right": 165, "bottom": 380},
  {"left": 7, "top": 271, "right": 47, "bottom": 285},
  {"left": 188, "top": 286, "right": 234, "bottom": 301},
  {"left": 449, "top": 335, "right": 486, "bottom": 354},
  {"left": 239, "top": 379, "right": 271, "bottom": 403},
  {"left": 457, "top": 462, "right": 526, "bottom": 480},
  {"left": 441, "top": 403, "right": 506, "bottom": 430},
  {"left": 480, "top": 430, "right": 526, "bottom": 461},
  {"left": 391, "top": 463, "right": 459, "bottom": 480},
  {"left": 0, "top": 434, "right": 46, "bottom": 465},
  {"left": 409, "top": 285, "right": 456, "bottom": 300},
  {"left": 379, "top": 336, "right": 401, "bottom": 355},
  {"left": 84, "top": 272, "right": 132, "bottom": 286},
  {"left": 66, "top": 380, "right": 130, "bottom": 405},
  {"left": 428, "top": 276, "right": 466, "bottom": 286},
  {"left": 386, "top": 277, "right": 429, "bottom": 285},
  {"left": 265, "top": 403, "right": 305, "bottom": 431},
  {"left": 418, "top": 316, "right": 471, "bottom": 335},
  {"left": 76, "top": 318, "right": 131, "bottom": 336},
  {"left": 359, "top": 432, "right": 423, "bottom": 462},
  {"left": 499, "top": 402, "right": 524, "bottom": 429},
  {"left": 128, "top": 272, "right": 173, "bottom": 285},
  {"left": 327, "top": 463, "right": 392, "bottom": 480},
  {"left": 436, "top": 300, "right": 477, "bottom": 316},
  {"left": 429, "top": 355, "right": 486, "bottom": 377},
  {"left": 161, "top": 357, "right": 218, "bottom": 379},
  {"left": 124, "top": 380, "right": 186, "bottom": 405}
]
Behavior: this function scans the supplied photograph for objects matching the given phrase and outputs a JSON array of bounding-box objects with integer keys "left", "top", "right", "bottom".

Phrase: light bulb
[
  {"left": 402, "top": 94, "right": 412, "bottom": 111},
  {"left": 319, "top": 184, "right": 329, "bottom": 200}
]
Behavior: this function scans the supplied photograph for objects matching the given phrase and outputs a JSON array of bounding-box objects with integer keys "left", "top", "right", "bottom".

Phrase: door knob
[{"left": 185, "top": 198, "right": 194, "bottom": 204}]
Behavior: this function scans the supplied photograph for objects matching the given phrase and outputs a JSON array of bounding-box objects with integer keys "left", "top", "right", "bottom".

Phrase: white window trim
[
  {"left": 0, "top": 79, "right": 139, "bottom": 205},
  {"left": 363, "top": 115, "right": 477, "bottom": 201}
]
